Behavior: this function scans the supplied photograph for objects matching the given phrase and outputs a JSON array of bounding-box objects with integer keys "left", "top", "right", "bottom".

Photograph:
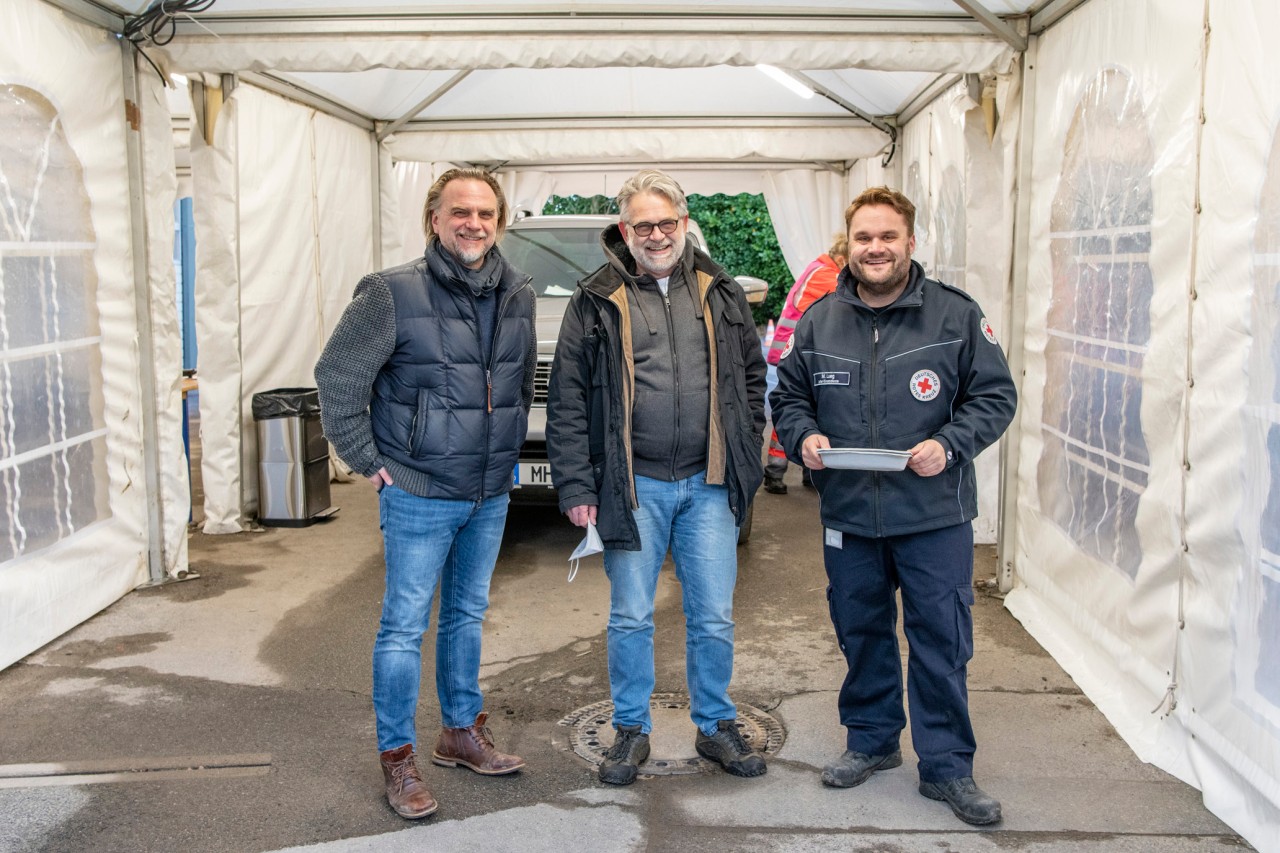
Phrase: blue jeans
[
  {"left": 603, "top": 472, "right": 739, "bottom": 735},
  {"left": 373, "top": 486, "right": 509, "bottom": 752}
]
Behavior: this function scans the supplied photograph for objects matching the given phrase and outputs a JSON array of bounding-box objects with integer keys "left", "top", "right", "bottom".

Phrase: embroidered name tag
[{"left": 813, "top": 371, "right": 850, "bottom": 386}]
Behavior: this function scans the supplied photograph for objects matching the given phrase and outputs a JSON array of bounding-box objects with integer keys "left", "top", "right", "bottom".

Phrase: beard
[
  {"left": 627, "top": 231, "right": 686, "bottom": 278},
  {"left": 852, "top": 254, "right": 911, "bottom": 301},
  {"left": 440, "top": 229, "right": 494, "bottom": 269},
  {"left": 454, "top": 242, "right": 488, "bottom": 266}
]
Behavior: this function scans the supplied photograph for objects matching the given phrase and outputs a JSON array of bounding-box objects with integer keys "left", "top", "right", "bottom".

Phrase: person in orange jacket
[{"left": 763, "top": 234, "right": 848, "bottom": 494}]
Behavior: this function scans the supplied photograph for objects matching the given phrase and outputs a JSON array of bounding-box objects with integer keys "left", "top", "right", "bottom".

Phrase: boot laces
[
  {"left": 605, "top": 728, "right": 643, "bottom": 761},
  {"left": 470, "top": 722, "right": 496, "bottom": 749},
  {"left": 390, "top": 756, "right": 421, "bottom": 789},
  {"left": 719, "top": 723, "right": 753, "bottom": 756}
]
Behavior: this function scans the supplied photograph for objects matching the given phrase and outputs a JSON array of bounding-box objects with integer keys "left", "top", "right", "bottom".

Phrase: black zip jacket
[
  {"left": 546, "top": 227, "right": 766, "bottom": 550},
  {"left": 769, "top": 261, "right": 1017, "bottom": 538}
]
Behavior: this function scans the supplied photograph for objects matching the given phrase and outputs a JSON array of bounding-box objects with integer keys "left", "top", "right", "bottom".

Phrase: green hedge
[{"left": 543, "top": 193, "right": 792, "bottom": 324}]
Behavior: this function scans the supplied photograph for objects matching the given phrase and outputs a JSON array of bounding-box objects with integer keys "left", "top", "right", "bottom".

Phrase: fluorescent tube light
[{"left": 756, "top": 65, "right": 815, "bottom": 99}]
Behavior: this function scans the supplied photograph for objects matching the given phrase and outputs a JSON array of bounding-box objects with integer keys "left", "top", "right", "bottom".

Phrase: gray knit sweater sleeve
[{"left": 314, "top": 273, "right": 397, "bottom": 477}]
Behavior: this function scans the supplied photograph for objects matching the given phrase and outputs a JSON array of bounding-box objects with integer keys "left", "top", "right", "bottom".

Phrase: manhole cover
[{"left": 557, "top": 692, "right": 785, "bottom": 777}]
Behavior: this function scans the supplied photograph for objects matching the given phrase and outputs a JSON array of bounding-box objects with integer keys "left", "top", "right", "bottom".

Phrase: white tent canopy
[{"left": 2, "top": 1, "right": 1279, "bottom": 850}]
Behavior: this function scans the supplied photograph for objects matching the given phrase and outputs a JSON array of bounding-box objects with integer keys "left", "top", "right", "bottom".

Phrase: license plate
[{"left": 514, "top": 462, "right": 553, "bottom": 487}]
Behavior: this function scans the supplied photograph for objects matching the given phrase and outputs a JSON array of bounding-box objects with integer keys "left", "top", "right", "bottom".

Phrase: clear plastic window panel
[
  {"left": 1236, "top": 122, "right": 1280, "bottom": 724},
  {"left": 903, "top": 161, "right": 933, "bottom": 274},
  {"left": 933, "top": 165, "right": 966, "bottom": 288},
  {"left": 1037, "top": 69, "right": 1153, "bottom": 579},
  {"left": 0, "top": 85, "right": 109, "bottom": 564}
]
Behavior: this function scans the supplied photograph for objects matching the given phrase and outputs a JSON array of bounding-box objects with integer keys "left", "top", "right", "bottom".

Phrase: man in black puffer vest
[
  {"left": 315, "top": 169, "right": 536, "bottom": 820},
  {"left": 547, "top": 170, "right": 767, "bottom": 786}
]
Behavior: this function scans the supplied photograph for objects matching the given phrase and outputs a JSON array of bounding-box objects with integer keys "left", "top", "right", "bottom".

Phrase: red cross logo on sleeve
[{"left": 910, "top": 369, "right": 941, "bottom": 401}]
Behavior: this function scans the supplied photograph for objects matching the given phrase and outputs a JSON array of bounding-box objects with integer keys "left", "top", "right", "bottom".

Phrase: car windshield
[{"left": 502, "top": 226, "right": 605, "bottom": 298}]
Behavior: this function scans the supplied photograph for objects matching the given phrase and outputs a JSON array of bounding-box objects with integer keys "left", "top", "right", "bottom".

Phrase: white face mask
[{"left": 567, "top": 521, "right": 604, "bottom": 582}]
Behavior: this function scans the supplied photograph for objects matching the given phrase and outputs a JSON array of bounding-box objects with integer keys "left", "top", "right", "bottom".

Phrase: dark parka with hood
[{"left": 546, "top": 225, "right": 766, "bottom": 550}]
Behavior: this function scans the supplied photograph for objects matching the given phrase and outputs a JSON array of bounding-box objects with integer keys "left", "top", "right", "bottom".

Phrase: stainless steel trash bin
[{"left": 253, "top": 387, "right": 335, "bottom": 526}]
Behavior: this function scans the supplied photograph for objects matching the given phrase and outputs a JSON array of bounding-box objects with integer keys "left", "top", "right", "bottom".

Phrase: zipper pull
[{"left": 486, "top": 369, "right": 493, "bottom": 413}]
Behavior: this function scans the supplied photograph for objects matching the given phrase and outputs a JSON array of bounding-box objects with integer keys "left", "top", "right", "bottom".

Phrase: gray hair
[{"left": 616, "top": 169, "right": 689, "bottom": 221}]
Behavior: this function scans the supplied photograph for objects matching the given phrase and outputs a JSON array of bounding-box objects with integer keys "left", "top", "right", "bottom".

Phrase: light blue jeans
[
  {"left": 373, "top": 486, "right": 509, "bottom": 752},
  {"left": 603, "top": 472, "right": 739, "bottom": 735}
]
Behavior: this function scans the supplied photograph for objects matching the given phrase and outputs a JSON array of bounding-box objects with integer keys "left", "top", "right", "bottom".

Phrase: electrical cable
[
  {"left": 119, "top": 0, "right": 218, "bottom": 87},
  {"left": 123, "top": 0, "right": 218, "bottom": 48}
]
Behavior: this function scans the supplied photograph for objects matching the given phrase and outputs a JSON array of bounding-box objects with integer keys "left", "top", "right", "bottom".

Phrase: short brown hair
[
  {"left": 844, "top": 186, "right": 916, "bottom": 236},
  {"left": 422, "top": 168, "right": 509, "bottom": 242}
]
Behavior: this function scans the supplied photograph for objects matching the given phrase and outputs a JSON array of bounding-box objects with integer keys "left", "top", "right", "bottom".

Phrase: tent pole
[
  {"left": 371, "top": 137, "right": 383, "bottom": 270},
  {"left": 377, "top": 71, "right": 471, "bottom": 143},
  {"left": 997, "top": 36, "right": 1038, "bottom": 594},
  {"left": 951, "top": 0, "right": 1028, "bottom": 51},
  {"left": 121, "top": 45, "right": 169, "bottom": 585}
]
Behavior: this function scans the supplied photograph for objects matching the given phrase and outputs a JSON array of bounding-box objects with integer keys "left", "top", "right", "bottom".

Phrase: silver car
[{"left": 502, "top": 214, "right": 767, "bottom": 543}]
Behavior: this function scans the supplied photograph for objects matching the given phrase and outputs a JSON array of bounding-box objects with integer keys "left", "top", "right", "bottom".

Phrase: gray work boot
[
  {"left": 598, "top": 724, "right": 650, "bottom": 785},
  {"left": 919, "top": 776, "right": 1003, "bottom": 825},
  {"left": 695, "top": 720, "right": 767, "bottom": 777},
  {"left": 821, "top": 748, "right": 903, "bottom": 788}
]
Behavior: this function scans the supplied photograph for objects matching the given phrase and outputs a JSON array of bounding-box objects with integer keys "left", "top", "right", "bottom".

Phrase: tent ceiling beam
[
  {"left": 784, "top": 70, "right": 897, "bottom": 139},
  {"left": 479, "top": 159, "right": 848, "bottom": 173},
  {"left": 896, "top": 72, "right": 963, "bottom": 126},
  {"left": 1029, "top": 0, "right": 1091, "bottom": 34},
  {"left": 398, "top": 116, "right": 874, "bottom": 132},
  {"left": 376, "top": 70, "right": 471, "bottom": 142},
  {"left": 950, "top": 0, "right": 1028, "bottom": 51},
  {"left": 170, "top": 14, "right": 999, "bottom": 39},
  {"left": 38, "top": 0, "right": 123, "bottom": 32},
  {"left": 239, "top": 71, "right": 374, "bottom": 130}
]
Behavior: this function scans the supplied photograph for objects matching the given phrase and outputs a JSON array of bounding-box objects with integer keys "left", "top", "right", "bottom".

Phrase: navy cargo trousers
[{"left": 823, "top": 521, "right": 977, "bottom": 783}]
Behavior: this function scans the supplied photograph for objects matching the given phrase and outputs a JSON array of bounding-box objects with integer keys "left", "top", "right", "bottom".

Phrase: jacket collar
[
  {"left": 585, "top": 223, "right": 730, "bottom": 301},
  {"left": 835, "top": 259, "right": 927, "bottom": 311},
  {"left": 424, "top": 239, "right": 528, "bottom": 295}
]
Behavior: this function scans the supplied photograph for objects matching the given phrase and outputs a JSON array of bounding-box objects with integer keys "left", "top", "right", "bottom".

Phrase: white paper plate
[{"left": 817, "top": 447, "right": 912, "bottom": 471}]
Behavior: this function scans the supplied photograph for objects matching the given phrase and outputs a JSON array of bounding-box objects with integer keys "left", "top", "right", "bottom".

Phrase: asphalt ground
[{"left": 0, "top": 473, "right": 1253, "bottom": 853}]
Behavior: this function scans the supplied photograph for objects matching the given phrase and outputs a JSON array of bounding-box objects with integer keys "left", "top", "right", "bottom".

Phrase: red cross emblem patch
[
  {"left": 910, "top": 369, "right": 941, "bottom": 402},
  {"left": 980, "top": 317, "right": 999, "bottom": 345}
]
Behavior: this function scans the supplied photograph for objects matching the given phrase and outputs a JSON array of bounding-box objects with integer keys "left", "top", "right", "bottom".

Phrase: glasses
[{"left": 629, "top": 218, "right": 680, "bottom": 237}]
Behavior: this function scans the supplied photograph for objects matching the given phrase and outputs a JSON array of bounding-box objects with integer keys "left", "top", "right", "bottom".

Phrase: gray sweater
[{"left": 625, "top": 267, "right": 711, "bottom": 481}]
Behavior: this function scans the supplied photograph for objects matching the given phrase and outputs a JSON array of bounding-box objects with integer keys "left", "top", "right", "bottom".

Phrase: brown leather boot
[
  {"left": 379, "top": 744, "right": 438, "bottom": 819},
  {"left": 431, "top": 712, "right": 526, "bottom": 775}
]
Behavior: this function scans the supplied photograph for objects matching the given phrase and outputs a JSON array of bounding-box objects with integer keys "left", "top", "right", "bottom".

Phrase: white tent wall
[
  {"left": 191, "top": 83, "right": 374, "bottom": 530},
  {"left": 0, "top": 0, "right": 175, "bottom": 668},
  {"left": 498, "top": 171, "right": 556, "bottom": 223},
  {"left": 389, "top": 160, "right": 453, "bottom": 268},
  {"left": 1184, "top": 0, "right": 1280, "bottom": 845},
  {"left": 848, "top": 155, "right": 898, "bottom": 199},
  {"left": 896, "top": 80, "right": 1014, "bottom": 545},
  {"left": 762, "top": 169, "right": 849, "bottom": 283},
  {"left": 139, "top": 67, "right": 192, "bottom": 580},
  {"left": 190, "top": 79, "right": 245, "bottom": 533},
  {"left": 1002, "top": 0, "right": 1280, "bottom": 849}
]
